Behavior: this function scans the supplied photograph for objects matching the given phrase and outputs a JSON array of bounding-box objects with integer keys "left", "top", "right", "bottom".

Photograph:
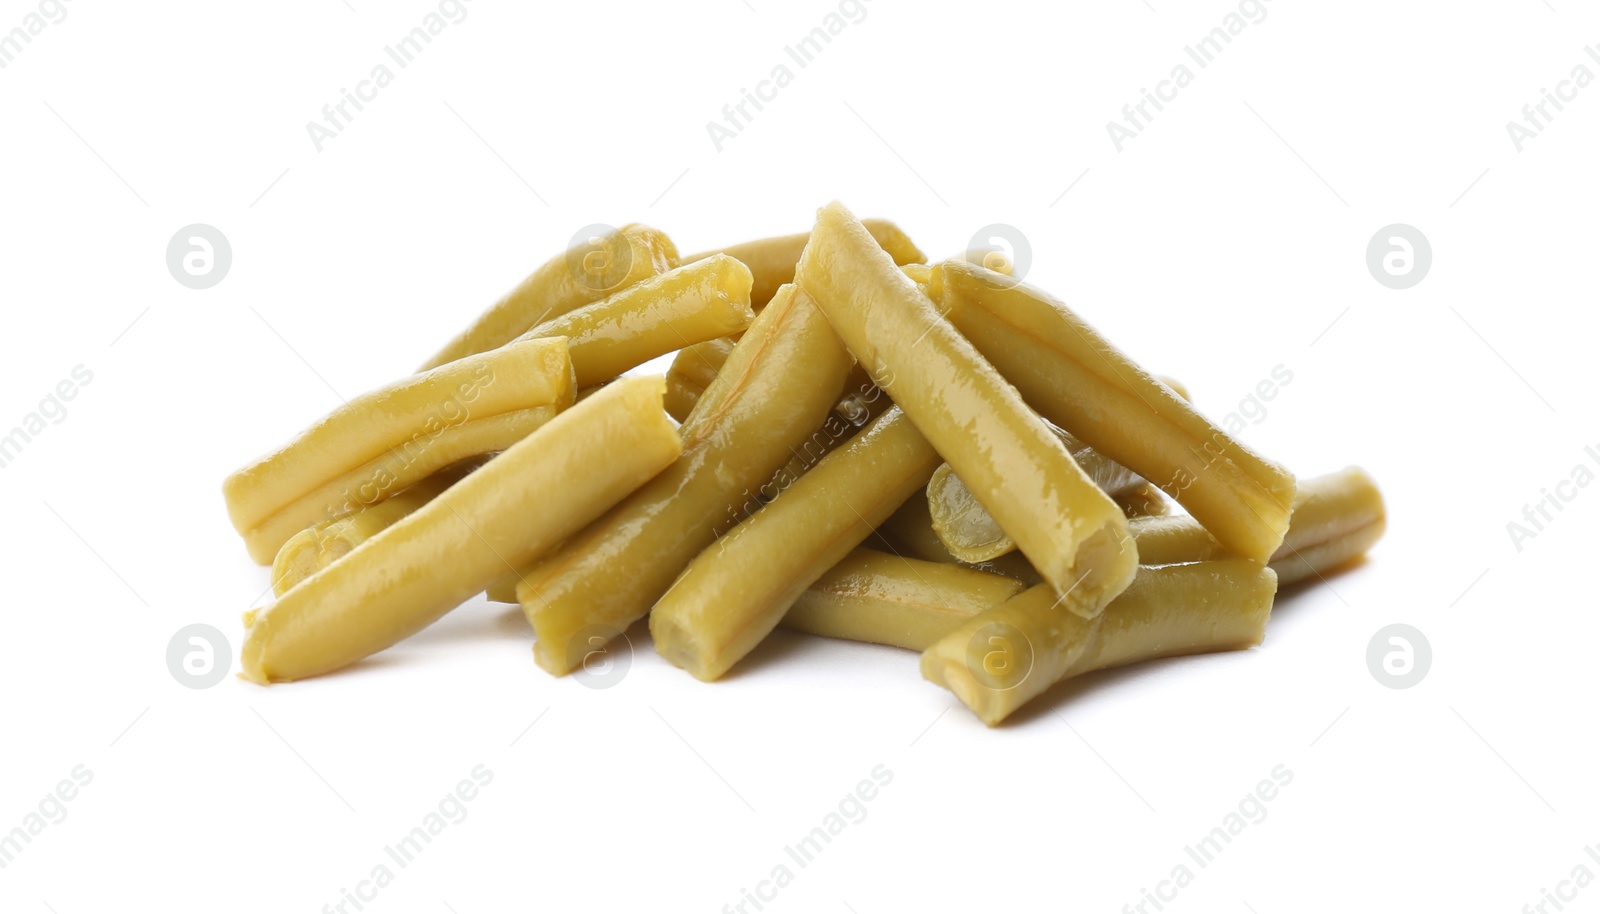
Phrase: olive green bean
[{"left": 518, "top": 283, "right": 855, "bottom": 676}]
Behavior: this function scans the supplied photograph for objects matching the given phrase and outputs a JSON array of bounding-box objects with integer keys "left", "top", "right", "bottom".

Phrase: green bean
[
  {"left": 664, "top": 336, "right": 739, "bottom": 423},
  {"left": 517, "top": 283, "right": 855, "bottom": 676},
  {"left": 796, "top": 201, "right": 1137, "bottom": 606},
  {"left": 1130, "top": 467, "right": 1386, "bottom": 585},
  {"left": 270, "top": 461, "right": 480, "bottom": 596},
  {"left": 240, "top": 376, "right": 682, "bottom": 683},
  {"left": 931, "top": 258, "right": 1296, "bottom": 563},
  {"left": 225, "top": 337, "right": 575, "bottom": 563},
  {"left": 682, "top": 219, "right": 923, "bottom": 309},
  {"left": 515, "top": 254, "right": 752, "bottom": 389},
  {"left": 921, "top": 560, "right": 1278, "bottom": 725},
  {"left": 650, "top": 406, "right": 943, "bottom": 681},
  {"left": 419, "top": 224, "right": 677, "bottom": 370},
  {"left": 781, "top": 548, "right": 1025, "bottom": 651}
]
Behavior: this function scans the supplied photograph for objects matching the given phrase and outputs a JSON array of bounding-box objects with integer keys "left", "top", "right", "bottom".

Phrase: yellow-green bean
[
  {"left": 921, "top": 560, "right": 1278, "bottom": 725},
  {"left": 518, "top": 283, "right": 855, "bottom": 676},
  {"left": 683, "top": 218, "right": 924, "bottom": 309},
  {"left": 240, "top": 376, "right": 682, "bottom": 684},
  {"left": 782, "top": 548, "right": 1026, "bottom": 651},
  {"left": 270, "top": 461, "right": 479, "bottom": 596},
  {"left": 664, "top": 336, "right": 739, "bottom": 422},
  {"left": 515, "top": 254, "right": 752, "bottom": 389},
  {"left": 419, "top": 224, "right": 677, "bottom": 370},
  {"left": 796, "top": 201, "right": 1136, "bottom": 605},
  {"left": 931, "top": 258, "right": 1296, "bottom": 564},
  {"left": 226, "top": 337, "right": 575, "bottom": 563},
  {"left": 650, "top": 407, "right": 944, "bottom": 681},
  {"left": 1130, "top": 467, "right": 1386, "bottom": 585}
]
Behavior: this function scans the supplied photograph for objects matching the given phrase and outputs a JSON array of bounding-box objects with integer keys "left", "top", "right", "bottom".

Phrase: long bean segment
[
  {"left": 1130, "top": 467, "right": 1386, "bottom": 585},
  {"left": 420, "top": 224, "right": 677, "bottom": 370},
  {"left": 226, "top": 337, "right": 575, "bottom": 563},
  {"left": 242, "top": 405, "right": 560, "bottom": 564},
  {"left": 270, "top": 462, "right": 478, "bottom": 596},
  {"left": 650, "top": 407, "right": 942, "bottom": 681},
  {"left": 933, "top": 258, "right": 1296, "bottom": 564},
  {"left": 518, "top": 284, "right": 855, "bottom": 676},
  {"left": 921, "top": 560, "right": 1278, "bottom": 725},
  {"left": 514, "top": 254, "right": 752, "bottom": 389},
  {"left": 684, "top": 218, "right": 924, "bottom": 310},
  {"left": 240, "top": 376, "right": 682, "bottom": 684},
  {"left": 796, "top": 201, "right": 1136, "bottom": 604},
  {"left": 782, "top": 548, "right": 1025, "bottom": 651}
]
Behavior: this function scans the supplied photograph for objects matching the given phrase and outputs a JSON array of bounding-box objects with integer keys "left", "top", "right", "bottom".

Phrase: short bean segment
[
  {"left": 514, "top": 254, "right": 753, "bottom": 389},
  {"left": 420, "top": 224, "right": 677, "bottom": 370},
  {"left": 240, "top": 376, "right": 682, "bottom": 684},
  {"left": 683, "top": 218, "right": 924, "bottom": 310},
  {"left": 932, "top": 258, "right": 1297, "bottom": 564},
  {"left": 664, "top": 336, "right": 739, "bottom": 423},
  {"left": 1130, "top": 467, "right": 1386, "bottom": 585},
  {"left": 650, "top": 406, "right": 944, "bottom": 682},
  {"left": 518, "top": 283, "right": 855, "bottom": 676},
  {"left": 796, "top": 201, "right": 1136, "bottom": 606},
  {"left": 921, "top": 560, "right": 1278, "bottom": 726},
  {"left": 877, "top": 492, "right": 961, "bottom": 565},
  {"left": 781, "top": 548, "right": 1025, "bottom": 651},
  {"left": 225, "top": 337, "right": 575, "bottom": 563}
]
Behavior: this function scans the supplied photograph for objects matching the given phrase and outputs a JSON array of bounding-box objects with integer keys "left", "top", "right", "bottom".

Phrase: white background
[{"left": 2, "top": 0, "right": 1596, "bottom": 911}]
